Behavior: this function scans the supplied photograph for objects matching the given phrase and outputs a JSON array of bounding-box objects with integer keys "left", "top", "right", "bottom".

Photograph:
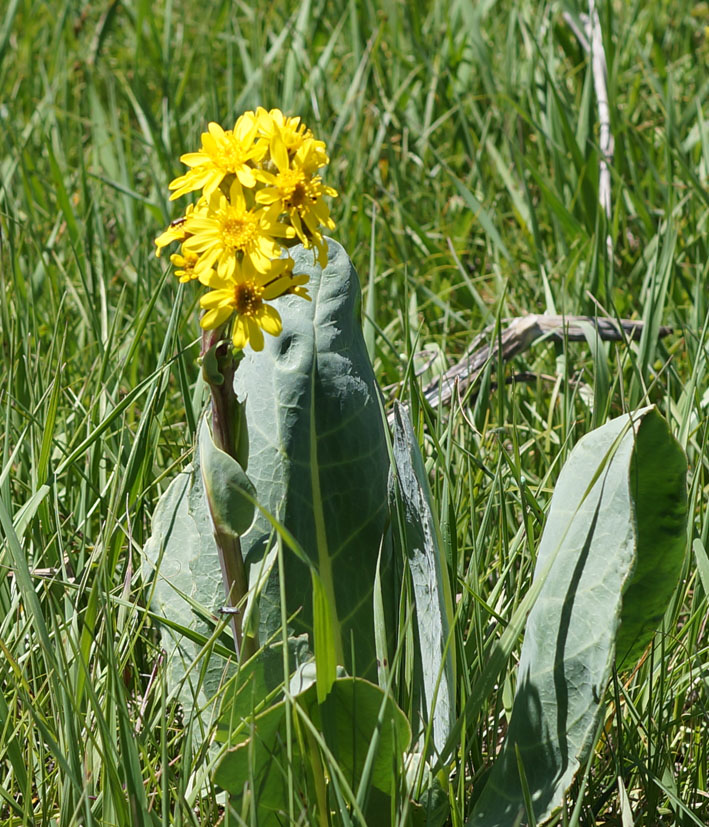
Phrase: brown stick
[{"left": 392, "top": 314, "right": 672, "bottom": 420}]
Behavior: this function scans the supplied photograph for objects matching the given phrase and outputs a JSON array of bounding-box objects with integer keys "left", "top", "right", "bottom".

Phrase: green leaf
[
  {"left": 213, "top": 674, "right": 411, "bottom": 814},
  {"left": 311, "top": 570, "right": 339, "bottom": 701},
  {"left": 468, "top": 407, "right": 687, "bottom": 826},
  {"left": 215, "top": 634, "right": 311, "bottom": 744},
  {"left": 693, "top": 538, "right": 709, "bottom": 599},
  {"left": 143, "top": 456, "right": 236, "bottom": 719},
  {"left": 615, "top": 410, "right": 687, "bottom": 666},
  {"left": 235, "top": 239, "right": 392, "bottom": 679},
  {"left": 198, "top": 417, "right": 256, "bottom": 537},
  {"left": 390, "top": 402, "right": 455, "bottom": 756}
]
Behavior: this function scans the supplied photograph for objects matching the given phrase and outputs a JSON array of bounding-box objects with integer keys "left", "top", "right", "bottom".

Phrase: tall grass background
[{"left": 1, "top": 0, "right": 708, "bottom": 823}]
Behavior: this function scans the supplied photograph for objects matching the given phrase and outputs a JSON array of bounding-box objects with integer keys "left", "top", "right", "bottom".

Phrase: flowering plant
[{"left": 153, "top": 109, "right": 339, "bottom": 658}]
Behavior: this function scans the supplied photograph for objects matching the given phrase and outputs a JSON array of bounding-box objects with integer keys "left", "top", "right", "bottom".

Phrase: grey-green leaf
[
  {"left": 143, "top": 452, "right": 235, "bottom": 719},
  {"left": 390, "top": 401, "right": 455, "bottom": 756},
  {"left": 468, "top": 407, "right": 686, "bottom": 826},
  {"left": 235, "top": 239, "right": 392, "bottom": 679},
  {"left": 198, "top": 417, "right": 256, "bottom": 537}
]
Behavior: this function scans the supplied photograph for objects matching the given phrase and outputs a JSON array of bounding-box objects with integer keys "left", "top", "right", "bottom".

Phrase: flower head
[
  {"left": 170, "top": 250, "right": 202, "bottom": 283},
  {"left": 199, "top": 256, "right": 304, "bottom": 351},
  {"left": 169, "top": 114, "right": 265, "bottom": 201},
  {"left": 182, "top": 180, "right": 294, "bottom": 277},
  {"left": 255, "top": 133, "right": 336, "bottom": 246},
  {"left": 158, "top": 107, "right": 337, "bottom": 350}
]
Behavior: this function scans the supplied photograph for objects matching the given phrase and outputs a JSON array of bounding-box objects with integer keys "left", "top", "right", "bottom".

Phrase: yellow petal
[
  {"left": 262, "top": 276, "right": 293, "bottom": 299},
  {"left": 289, "top": 286, "right": 312, "bottom": 301},
  {"left": 232, "top": 316, "right": 249, "bottom": 349},
  {"left": 179, "top": 151, "right": 209, "bottom": 168},
  {"left": 255, "top": 188, "right": 280, "bottom": 205},
  {"left": 208, "top": 122, "right": 226, "bottom": 141},
  {"left": 246, "top": 318, "right": 264, "bottom": 351},
  {"left": 257, "top": 304, "right": 282, "bottom": 336},
  {"left": 236, "top": 166, "right": 256, "bottom": 189},
  {"left": 270, "top": 132, "right": 289, "bottom": 173},
  {"left": 218, "top": 254, "right": 236, "bottom": 280},
  {"left": 200, "top": 289, "right": 233, "bottom": 309},
  {"left": 232, "top": 184, "right": 247, "bottom": 213},
  {"left": 199, "top": 270, "right": 231, "bottom": 289},
  {"left": 200, "top": 306, "right": 233, "bottom": 329}
]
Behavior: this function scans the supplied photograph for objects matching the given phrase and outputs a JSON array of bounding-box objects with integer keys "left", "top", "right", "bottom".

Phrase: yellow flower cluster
[{"left": 155, "top": 108, "right": 337, "bottom": 351}]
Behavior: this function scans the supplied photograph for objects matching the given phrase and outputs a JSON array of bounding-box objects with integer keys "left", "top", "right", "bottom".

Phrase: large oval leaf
[
  {"left": 235, "top": 239, "right": 392, "bottom": 679},
  {"left": 469, "top": 407, "right": 687, "bottom": 826}
]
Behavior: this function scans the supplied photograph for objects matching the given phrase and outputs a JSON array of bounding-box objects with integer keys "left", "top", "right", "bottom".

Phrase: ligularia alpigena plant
[
  {"left": 149, "top": 110, "right": 689, "bottom": 826},
  {"left": 155, "top": 109, "right": 338, "bottom": 658}
]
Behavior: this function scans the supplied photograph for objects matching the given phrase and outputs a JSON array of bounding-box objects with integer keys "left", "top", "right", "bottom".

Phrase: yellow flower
[
  {"left": 170, "top": 250, "right": 202, "bottom": 283},
  {"left": 256, "top": 107, "right": 329, "bottom": 167},
  {"left": 199, "top": 256, "right": 306, "bottom": 351},
  {"left": 182, "top": 180, "right": 294, "bottom": 277},
  {"left": 255, "top": 133, "right": 337, "bottom": 251},
  {"left": 168, "top": 115, "right": 265, "bottom": 201}
]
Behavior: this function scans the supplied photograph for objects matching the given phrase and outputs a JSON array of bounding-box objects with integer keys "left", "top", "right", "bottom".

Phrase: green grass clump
[{"left": 1, "top": 0, "right": 708, "bottom": 823}]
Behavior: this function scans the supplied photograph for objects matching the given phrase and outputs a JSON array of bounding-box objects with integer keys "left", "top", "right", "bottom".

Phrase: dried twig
[
  {"left": 390, "top": 314, "right": 672, "bottom": 422},
  {"left": 564, "top": 3, "right": 614, "bottom": 254}
]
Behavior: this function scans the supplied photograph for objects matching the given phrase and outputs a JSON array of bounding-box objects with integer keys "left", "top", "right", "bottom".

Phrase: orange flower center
[
  {"left": 287, "top": 181, "right": 309, "bottom": 209},
  {"left": 234, "top": 281, "right": 263, "bottom": 316},
  {"left": 277, "top": 169, "right": 319, "bottom": 212}
]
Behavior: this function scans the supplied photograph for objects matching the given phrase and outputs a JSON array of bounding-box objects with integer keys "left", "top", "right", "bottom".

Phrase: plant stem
[{"left": 201, "top": 325, "right": 256, "bottom": 661}]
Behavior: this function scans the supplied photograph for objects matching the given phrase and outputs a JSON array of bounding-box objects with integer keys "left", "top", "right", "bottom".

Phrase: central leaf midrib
[{"left": 309, "top": 357, "right": 344, "bottom": 665}]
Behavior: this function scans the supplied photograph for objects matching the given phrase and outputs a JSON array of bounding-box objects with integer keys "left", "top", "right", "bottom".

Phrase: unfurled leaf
[
  {"left": 469, "top": 407, "right": 686, "bottom": 826},
  {"left": 198, "top": 417, "right": 256, "bottom": 537}
]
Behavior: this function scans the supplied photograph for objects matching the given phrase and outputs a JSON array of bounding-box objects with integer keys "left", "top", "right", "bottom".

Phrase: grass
[{"left": 1, "top": 0, "right": 708, "bottom": 823}]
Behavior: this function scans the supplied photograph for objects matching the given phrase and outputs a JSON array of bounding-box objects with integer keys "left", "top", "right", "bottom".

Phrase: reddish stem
[{"left": 200, "top": 326, "right": 256, "bottom": 661}]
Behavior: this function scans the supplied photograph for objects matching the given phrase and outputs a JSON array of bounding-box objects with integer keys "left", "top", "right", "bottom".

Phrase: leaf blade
[{"left": 468, "top": 408, "right": 687, "bottom": 826}]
